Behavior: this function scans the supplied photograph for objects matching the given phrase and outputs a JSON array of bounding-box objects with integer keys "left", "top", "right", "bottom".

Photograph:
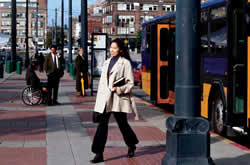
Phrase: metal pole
[
  {"left": 35, "top": 0, "right": 38, "bottom": 55},
  {"left": 161, "top": 0, "right": 213, "bottom": 164},
  {"left": 52, "top": 19, "right": 55, "bottom": 45},
  {"left": 61, "top": 0, "right": 64, "bottom": 58},
  {"left": 11, "top": 0, "right": 17, "bottom": 69},
  {"left": 55, "top": 8, "right": 57, "bottom": 46},
  {"left": 25, "top": 0, "right": 29, "bottom": 68},
  {"left": 68, "top": 0, "right": 72, "bottom": 64},
  {"left": 81, "top": 0, "right": 88, "bottom": 63}
]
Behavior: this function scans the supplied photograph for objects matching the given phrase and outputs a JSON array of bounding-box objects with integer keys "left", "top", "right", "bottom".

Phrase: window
[
  {"left": 127, "top": 4, "right": 130, "bottom": 10},
  {"left": 171, "top": 5, "right": 175, "bottom": 11},
  {"left": 140, "top": 4, "right": 143, "bottom": 10},
  {"left": 211, "top": 6, "right": 226, "bottom": 20},
  {"left": 2, "top": 21, "right": 11, "bottom": 26},
  {"left": 117, "top": 4, "right": 126, "bottom": 11},
  {"left": 131, "top": 4, "right": 134, "bottom": 10},
  {"left": 1, "top": 29, "right": 11, "bottom": 35},
  {"left": 153, "top": 6, "right": 157, "bottom": 11},
  {"left": 1, "top": 13, "right": 11, "bottom": 18},
  {"left": 162, "top": 6, "right": 166, "bottom": 11},
  {"left": 201, "top": 10, "right": 208, "bottom": 22},
  {"left": 17, "top": 21, "right": 25, "bottom": 27}
]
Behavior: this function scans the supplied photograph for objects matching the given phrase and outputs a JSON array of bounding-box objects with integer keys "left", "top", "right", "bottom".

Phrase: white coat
[{"left": 94, "top": 56, "right": 134, "bottom": 114}]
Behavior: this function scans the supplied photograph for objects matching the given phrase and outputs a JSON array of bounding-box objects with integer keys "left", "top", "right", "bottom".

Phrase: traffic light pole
[{"left": 162, "top": 1, "right": 214, "bottom": 164}]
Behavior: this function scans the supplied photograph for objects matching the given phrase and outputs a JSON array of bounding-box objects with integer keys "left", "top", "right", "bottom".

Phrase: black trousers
[
  {"left": 91, "top": 112, "right": 139, "bottom": 154},
  {"left": 48, "top": 78, "right": 60, "bottom": 102}
]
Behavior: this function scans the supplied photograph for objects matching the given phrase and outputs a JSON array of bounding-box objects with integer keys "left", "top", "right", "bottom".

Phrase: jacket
[
  {"left": 44, "top": 53, "right": 64, "bottom": 78},
  {"left": 94, "top": 56, "right": 134, "bottom": 114}
]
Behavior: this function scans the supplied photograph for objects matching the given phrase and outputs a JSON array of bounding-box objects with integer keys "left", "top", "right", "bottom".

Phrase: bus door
[
  {"left": 230, "top": 9, "right": 247, "bottom": 127},
  {"left": 157, "top": 24, "right": 175, "bottom": 104}
]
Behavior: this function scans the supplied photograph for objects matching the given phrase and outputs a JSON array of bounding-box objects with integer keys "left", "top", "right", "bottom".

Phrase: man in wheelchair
[{"left": 25, "top": 58, "right": 48, "bottom": 104}]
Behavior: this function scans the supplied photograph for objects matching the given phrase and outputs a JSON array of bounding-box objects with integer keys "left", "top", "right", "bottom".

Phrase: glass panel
[
  {"left": 160, "top": 28, "right": 169, "bottom": 61},
  {"left": 160, "top": 66, "right": 168, "bottom": 99},
  {"left": 211, "top": 6, "right": 226, "bottom": 20}
]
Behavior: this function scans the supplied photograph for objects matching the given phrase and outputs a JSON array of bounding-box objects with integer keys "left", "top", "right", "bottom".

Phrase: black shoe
[
  {"left": 127, "top": 146, "right": 136, "bottom": 158},
  {"left": 53, "top": 101, "right": 61, "bottom": 105},
  {"left": 90, "top": 153, "right": 104, "bottom": 164}
]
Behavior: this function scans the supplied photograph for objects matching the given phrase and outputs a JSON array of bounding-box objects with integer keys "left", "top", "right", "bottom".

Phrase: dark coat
[
  {"left": 44, "top": 53, "right": 64, "bottom": 80},
  {"left": 25, "top": 66, "right": 40, "bottom": 89},
  {"left": 75, "top": 55, "right": 88, "bottom": 90}
]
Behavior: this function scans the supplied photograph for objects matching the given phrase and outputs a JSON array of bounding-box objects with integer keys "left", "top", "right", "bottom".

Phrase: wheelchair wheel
[{"left": 22, "top": 86, "right": 42, "bottom": 105}]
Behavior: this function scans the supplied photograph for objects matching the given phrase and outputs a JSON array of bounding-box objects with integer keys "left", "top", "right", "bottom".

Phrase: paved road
[{"left": 0, "top": 70, "right": 249, "bottom": 165}]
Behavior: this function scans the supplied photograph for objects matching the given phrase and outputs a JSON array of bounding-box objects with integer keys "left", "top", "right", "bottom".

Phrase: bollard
[
  {"left": 69, "top": 63, "right": 73, "bottom": 76},
  {"left": 0, "top": 62, "right": 4, "bottom": 78},
  {"left": 16, "top": 61, "right": 22, "bottom": 75},
  {"left": 6, "top": 61, "right": 12, "bottom": 73}
]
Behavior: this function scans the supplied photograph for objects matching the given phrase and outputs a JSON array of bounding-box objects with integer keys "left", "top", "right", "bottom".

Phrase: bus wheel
[{"left": 211, "top": 93, "right": 225, "bottom": 134}]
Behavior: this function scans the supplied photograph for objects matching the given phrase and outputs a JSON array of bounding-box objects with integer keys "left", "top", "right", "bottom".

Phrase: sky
[{"left": 47, "top": 0, "right": 98, "bottom": 26}]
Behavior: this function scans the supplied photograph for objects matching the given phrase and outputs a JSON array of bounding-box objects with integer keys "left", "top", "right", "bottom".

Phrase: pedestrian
[
  {"left": 90, "top": 38, "right": 139, "bottom": 163},
  {"left": 74, "top": 48, "right": 88, "bottom": 97},
  {"left": 44, "top": 45, "right": 64, "bottom": 106}
]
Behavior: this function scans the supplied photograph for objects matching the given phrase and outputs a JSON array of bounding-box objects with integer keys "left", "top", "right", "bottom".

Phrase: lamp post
[
  {"left": 25, "top": 0, "right": 29, "bottom": 68},
  {"left": 61, "top": 0, "right": 64, "bottom": 58},
  {"left": 161, "top": 1, "right": 214, "bottom": 164},
  {"left": 35, "top": 0, "right": 38, "bottom": 55},
  {"left": 11, "top": 0, "right": 17, "bottom": 70},
  {"left": 81, "top": 0, "right": 88, "bottom": 62},
  {"left": 68, "top": 0, "right": 72, "bottom": 64}
]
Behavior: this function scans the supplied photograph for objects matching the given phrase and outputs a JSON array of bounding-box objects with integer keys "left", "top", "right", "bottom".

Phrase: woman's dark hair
[{"left": 110, "top": 38, "right": 131, "bottom": 61}]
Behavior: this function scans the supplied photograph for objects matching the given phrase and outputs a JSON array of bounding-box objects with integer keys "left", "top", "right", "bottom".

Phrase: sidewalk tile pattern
[{"left": 0, "top": 147, "right": 46, "bottom": 165}]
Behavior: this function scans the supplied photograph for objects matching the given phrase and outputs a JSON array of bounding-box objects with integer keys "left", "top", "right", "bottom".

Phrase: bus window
[
  {"left": 210, "top": 18, "right": 227, "bottom": 49},
  {"left": 232, "top": 10, "right": 246, "bottom": 114},
  {"left": 160, "top": 28, "right": 169, "bottom": 61},
  {"left": 210, "top": 6, "right": 226, "bottom": 20}
]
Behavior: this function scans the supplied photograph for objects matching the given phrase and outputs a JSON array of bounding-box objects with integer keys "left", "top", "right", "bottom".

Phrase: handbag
[{"left": 92, "top": 112, "right": 102, "bottom": 123}]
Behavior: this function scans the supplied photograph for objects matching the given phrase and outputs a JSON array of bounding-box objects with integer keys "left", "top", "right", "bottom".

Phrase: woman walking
[{"left": 90, "top": 39, "right": 139, "bottom": 163}]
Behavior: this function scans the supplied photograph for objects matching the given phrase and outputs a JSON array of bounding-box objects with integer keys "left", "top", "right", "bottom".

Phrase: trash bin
[
  {"left": 6, "top": 61, "right": 12, "bottom": 73},
  {"left": 16, "top": 61, "right": 22, "bottom": 75},
  {"left": 0, "top": 62, "right": 4, "bottom": 78}
]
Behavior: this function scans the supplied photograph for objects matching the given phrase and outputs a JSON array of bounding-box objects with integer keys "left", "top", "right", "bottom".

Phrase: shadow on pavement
[
  {"left": 214, "top": 153, "right": 250, "bottom": 165},
  {"left": 105, "top": 145, "right": 165, "bottom": 162}
]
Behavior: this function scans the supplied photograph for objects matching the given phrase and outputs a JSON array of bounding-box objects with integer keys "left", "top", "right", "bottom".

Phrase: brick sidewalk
[{"left": 0, "top": 71, "right": 249, "bottom": 165}]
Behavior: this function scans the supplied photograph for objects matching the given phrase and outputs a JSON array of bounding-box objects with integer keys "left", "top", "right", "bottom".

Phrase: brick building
[
  {"left": 0, "top": 0, "right": 47, "bottom": 48},
  {"left": 101, "top": 0, "right": 176, "bottom": 41}
]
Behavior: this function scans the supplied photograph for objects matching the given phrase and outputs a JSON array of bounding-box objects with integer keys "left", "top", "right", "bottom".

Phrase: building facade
[
  {"left": 101, "top": 0, "right": 176, "bottom": 41},
  {"left": 0, "top": 0, "right": 47, "bottom": 48}
]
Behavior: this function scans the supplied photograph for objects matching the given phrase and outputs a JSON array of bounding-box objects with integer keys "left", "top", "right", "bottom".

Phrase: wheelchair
[{"left": 21, "top": 86, "right": 48, "bottom": 106}]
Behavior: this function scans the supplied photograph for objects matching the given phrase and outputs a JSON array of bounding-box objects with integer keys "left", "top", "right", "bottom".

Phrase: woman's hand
[
  {"left": 80, "top": 72, "right": 83, "bottom": 77},
  {"left": 112, "top": 87, "right": 117, "bottom": 92}
]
